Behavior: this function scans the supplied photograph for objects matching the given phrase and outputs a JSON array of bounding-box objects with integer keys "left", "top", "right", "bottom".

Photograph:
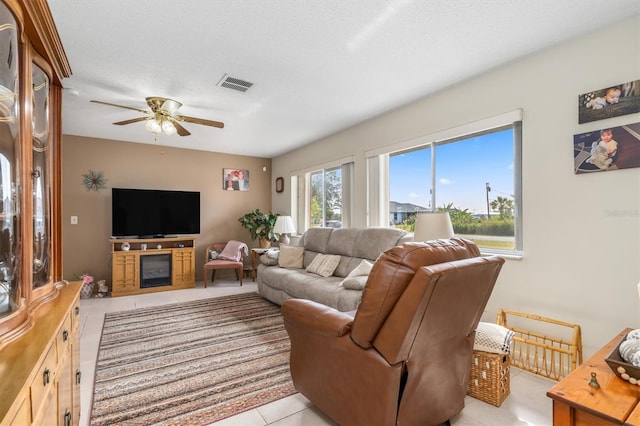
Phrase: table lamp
[
  {"left": 274, "top": 215, "right": 296, "bottom": 245},
  {"left": 413, "top": 212, "right": 454, "bottom": 241}
]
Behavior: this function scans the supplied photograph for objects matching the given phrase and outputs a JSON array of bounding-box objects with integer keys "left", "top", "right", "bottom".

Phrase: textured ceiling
[{"left": 48, "top": 0, "right": 640, "bottom": 158}]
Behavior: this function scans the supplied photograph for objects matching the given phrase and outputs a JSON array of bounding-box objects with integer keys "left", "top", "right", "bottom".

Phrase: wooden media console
[{"left": 109, "top": 237, "right": 196, "bottom": 297}]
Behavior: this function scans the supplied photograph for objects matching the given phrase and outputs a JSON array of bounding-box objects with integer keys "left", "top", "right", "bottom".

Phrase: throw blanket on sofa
[{"left": 219, "top": 240, "right": 249, "bottom": 261}]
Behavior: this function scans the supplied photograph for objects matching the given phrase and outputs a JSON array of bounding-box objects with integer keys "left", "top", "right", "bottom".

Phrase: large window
[
  {"left": 310, "top": 167, "right": 342, "bottom": 228},
  {"left": 380, "top": 111, "right": 522, "bottom": 255},
  {"left": 292, "top": 158, "right": 353, "bottom": 234}
]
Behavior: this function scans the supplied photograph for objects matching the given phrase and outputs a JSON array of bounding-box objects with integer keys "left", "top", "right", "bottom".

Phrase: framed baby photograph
[
  {"left": 574, "top": 121, "right": 640, "bottom": 174},
  {"left": 223, "top": 168, "right": 249, "bottom": 191},
  {"left": 578, "top": 80, "right": 640, "bottom": 124}
]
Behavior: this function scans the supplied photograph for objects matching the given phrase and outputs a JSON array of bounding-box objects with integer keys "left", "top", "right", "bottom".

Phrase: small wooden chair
[{"left": 203, "top": 242, "right": 245, "bottom": 287}]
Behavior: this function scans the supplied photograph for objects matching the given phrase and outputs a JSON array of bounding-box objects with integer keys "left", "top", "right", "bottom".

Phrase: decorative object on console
[
  {"left": 121, "top": 241, "right": 130, "bottom": 251},
  {"left": 605, "top": 328, "right": 640, "bottom": 383},
  {"left": 413, "top": 211, "right": 454, "bottom": 241},
  {"left": 273, "top": 215, "right": 296, "bottom": 245},
  {"left": 238, "top": 209, "right": 279, "bottom": 248},
  {"left": 82, "top": 169, "right": 108, "bottom": 191},
  {"left": 275, "top": 176, "right": 284, "bottom": 193}
]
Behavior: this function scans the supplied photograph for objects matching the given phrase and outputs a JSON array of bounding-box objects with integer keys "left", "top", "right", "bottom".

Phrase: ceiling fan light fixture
[
  {"left": 162, "top": 120, "right": 177, "bottom": 136},
  {"left": 145, "top": 118, "right": 162, "bottom": 134}
]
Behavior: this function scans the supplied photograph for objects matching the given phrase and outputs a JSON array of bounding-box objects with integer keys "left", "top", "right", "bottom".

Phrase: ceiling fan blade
[
  {"left": 175, "top": 115, "right": 224, "bottom": 129},
  {"left": 91, "top": 100, "right": 149, "bottom": 115},
  {"left": 171, "top": 120, "right": 191, "bottom": 136},
  {"left": 113, "top": 117, "right": 149, "bottom": 126}
]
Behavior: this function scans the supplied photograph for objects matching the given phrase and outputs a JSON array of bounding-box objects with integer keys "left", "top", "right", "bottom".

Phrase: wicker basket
[{"left": 467, "top": 350, "right": 510, "bottom": 407}]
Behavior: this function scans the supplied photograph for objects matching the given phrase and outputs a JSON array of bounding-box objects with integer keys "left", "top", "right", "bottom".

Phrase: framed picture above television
[{"left": 223, "top": 168, "right": 249, "bottom": 191}]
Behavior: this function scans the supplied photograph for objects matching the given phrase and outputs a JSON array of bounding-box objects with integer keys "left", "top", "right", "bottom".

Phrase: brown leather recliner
[{"left": 281, "top": 238, "right": 505, "bottom": 426}]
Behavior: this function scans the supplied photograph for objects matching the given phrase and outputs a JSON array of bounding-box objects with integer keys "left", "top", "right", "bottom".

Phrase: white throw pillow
[
  {"left": 341, "top": 276, "right": 368, "bottom": 290},
  {"left": 278, "top": 246, "right": 304, "bottom": 268},
  {"left": 306, "top": 254, "right": 341, "bottom": 277},
  {"left": 346, "top": 259, "right": 373, "bottom": 277}
]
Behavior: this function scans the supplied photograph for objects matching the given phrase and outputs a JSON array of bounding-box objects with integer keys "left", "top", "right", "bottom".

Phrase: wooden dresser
[
  {"left": 547, "top": 328, "right": 640, "bottom": 425},
  {"left": 0, "top": 282, "right": 82, "bottom": 426}
]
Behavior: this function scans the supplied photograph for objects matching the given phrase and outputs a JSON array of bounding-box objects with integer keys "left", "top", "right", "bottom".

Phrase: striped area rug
[{"left": 90, "top": 292, "right": 296, "bottom": 425}]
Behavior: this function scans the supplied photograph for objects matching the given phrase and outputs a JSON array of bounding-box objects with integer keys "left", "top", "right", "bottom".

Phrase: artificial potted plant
[{"left": 238, "top": 209, "right": 279, "bottom": 248}]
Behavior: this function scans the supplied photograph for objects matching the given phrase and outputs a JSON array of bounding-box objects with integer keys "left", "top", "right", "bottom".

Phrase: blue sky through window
[{"left": 390, "top": 129, "right": 514, "bottom": 214}]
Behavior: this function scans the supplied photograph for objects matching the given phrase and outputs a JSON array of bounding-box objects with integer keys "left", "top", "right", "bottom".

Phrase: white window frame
[
  {"left": 366, "top": 110, "right": 523, "bottom": 256},
  {"left": 292, "top": 156, "right": 354, "bottom": 234}
]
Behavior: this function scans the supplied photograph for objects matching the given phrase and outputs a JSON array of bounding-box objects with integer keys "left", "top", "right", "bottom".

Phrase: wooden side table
[
  {"left": 547, "top": 328, "right": 640, "bottom": 425},
  {"left": 250, "top": 248, "right": 271, "bottom": 281}
]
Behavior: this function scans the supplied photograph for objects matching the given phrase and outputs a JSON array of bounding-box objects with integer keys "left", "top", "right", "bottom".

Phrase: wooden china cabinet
[{"left": 0, "top": 1, "right": 77, "bottom": 425}]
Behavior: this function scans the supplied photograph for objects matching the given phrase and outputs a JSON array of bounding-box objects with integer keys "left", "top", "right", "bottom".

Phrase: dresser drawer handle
[
  {"left": 64, "top": 410, "right": 72, "bottom": 426},
  {"left": 75, "top": 306, "right": 80, "bottom": 315},
  {"left": 62, "top": 330, "right": 69, "bottom": 341},
  {"left": 76, "top": 369, "right": 81, "bottom": 385},
  {"left": 43, "top": 368, "right": 50, "bottom": 385}
]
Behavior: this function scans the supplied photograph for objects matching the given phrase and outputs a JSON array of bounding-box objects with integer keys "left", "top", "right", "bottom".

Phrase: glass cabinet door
[
  {"left": 31, "top": 63, "right": 50, "bottom": 289},
  {"left": 0, "top": 2, "right": 20, "bottom": 317}
]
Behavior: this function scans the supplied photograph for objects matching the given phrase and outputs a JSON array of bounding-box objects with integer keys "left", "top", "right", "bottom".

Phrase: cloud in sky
[
  {"left": 408, "top": 192, "right": 419, "bottom": 198},
  {"left": 439, "top": 177, "right": 453, "bottom": 184}
]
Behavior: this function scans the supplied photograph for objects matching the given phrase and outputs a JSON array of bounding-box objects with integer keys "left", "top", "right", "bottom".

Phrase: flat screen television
[{"left": 111, "top": 188, "right": 200, "bottom": 238}]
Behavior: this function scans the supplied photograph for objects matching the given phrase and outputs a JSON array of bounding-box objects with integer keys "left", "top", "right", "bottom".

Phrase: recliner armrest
[{"left": 281, "top": 299, "right": 353, "bottom": 337}]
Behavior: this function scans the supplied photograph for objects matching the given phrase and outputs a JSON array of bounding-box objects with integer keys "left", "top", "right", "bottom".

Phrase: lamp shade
[
  {"left": 274, "top": 216, "right": 296, "bottom": 245},
  {"left": 413, "top": 212, "right": 454, "bottom": 242}
]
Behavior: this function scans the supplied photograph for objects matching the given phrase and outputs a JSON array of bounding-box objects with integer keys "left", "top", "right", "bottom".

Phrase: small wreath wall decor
[{"left": 82, "top": 170, "right": 108, "bottom": 192}]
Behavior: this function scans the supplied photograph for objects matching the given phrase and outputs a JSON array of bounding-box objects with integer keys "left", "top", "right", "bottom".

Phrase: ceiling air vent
[{"left": 218, "top": 74, "right": 253, "bottom": 92}]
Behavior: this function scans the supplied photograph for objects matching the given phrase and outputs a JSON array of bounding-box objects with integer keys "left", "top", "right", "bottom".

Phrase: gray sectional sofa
[{"left": 256, "top": 227, "right": 411, "bottom": 311}]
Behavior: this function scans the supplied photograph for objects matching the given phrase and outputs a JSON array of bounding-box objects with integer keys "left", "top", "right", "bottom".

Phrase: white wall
[{"left": 271, "top": 15, "right": 640, "bottom": 358}]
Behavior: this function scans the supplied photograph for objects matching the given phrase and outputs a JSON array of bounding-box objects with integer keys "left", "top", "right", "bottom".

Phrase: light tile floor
[{"left": 79, "top": 280, "right": 554, "bottom": 426}]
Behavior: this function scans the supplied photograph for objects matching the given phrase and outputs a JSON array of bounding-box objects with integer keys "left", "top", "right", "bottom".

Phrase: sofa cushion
[
  {"left": 326, "top": 228, "right": 360, "bottom": 256},
  {"left": 306, "top": 254, "right": 341, "bottom": 277},
  {"left": 301, "top": 228, "right": 334, "bottom": 253},
  {"left": 347, "top": 259, "right": 373, "bottom": 277},
  {"left": 279, "top": 246, "right": 304, "bottom": 268},
  {"left": 341, "top": 276, "right": 368, "bottom": 290},
  {"left": 352, "top": 227, "right": 407, "bottom": 260}
]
